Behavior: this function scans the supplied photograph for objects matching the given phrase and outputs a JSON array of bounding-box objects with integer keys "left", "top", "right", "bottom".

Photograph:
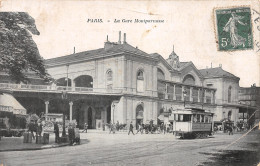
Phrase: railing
[
  {"left": 157, "top": 91, "right": 215, "bottom": 105},
  {"left": 0, "top": 83, "right": 123, "bottom": 94}
]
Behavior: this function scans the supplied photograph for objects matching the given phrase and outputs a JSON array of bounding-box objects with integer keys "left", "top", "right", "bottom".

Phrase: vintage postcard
[{"left": 0, "top": 0, "right": 259, "bottom": 166}]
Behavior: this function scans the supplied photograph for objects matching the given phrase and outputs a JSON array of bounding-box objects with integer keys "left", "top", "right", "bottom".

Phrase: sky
[{"left": 1, "top": 0, "right": 259, "bottom": 87}]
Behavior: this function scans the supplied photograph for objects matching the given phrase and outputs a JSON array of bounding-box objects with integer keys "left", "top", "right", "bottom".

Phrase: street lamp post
[
  {"left": 61, "top": 91, "right": 67, "bottom": 137},
  {"left": 183, "top": 89, "right": 187, "bottom": 108}
]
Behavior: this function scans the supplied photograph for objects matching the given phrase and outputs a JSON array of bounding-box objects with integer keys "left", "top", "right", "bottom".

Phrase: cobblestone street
[{"left": 0, "top": 130, "right": 259, "bottom": 166}]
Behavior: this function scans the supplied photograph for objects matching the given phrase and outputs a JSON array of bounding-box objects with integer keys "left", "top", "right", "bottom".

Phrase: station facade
[{"left": 42, "top": 32, "right": 241, "bottom": 128}]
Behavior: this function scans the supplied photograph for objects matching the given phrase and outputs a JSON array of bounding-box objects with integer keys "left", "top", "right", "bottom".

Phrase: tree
[{"left": 0, "top": 12, "right": 51, "bottom": 83}]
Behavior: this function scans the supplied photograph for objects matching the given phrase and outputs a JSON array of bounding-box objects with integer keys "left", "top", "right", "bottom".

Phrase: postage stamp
[{"left": 215, "top": 7, "right": 253, "bottom": 51}]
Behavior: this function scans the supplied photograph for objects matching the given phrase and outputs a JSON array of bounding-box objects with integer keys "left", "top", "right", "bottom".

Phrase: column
[
  {"left": 122, "top": 97, "right": 127, "bottom": 124},
  {"left": 71, "top": 79, "right": 75, "bottom": 91},
  {"left": 211, "top": 91, "right": 214, "bottom": 104},
  {"left": 165, "top": 84, "right": 168, "bottom": 99},
  {"left": 152, "top": 66, "right": 157, "bottom": 97},
  {"left": 204, "top": 90, "right": 207, "bottom": 103},
  {"left": 69, "top": 101, "right": 73, "bottom": 122},
  {"left": 190, "top": 87, "right": 193, "bottom": 102},
  {"left": 45, "top": 101, "right": 49, "bottom": 115},
  {"left": 123, "top": 58, "right": 127, "bottom": 91},
  {"left": 173, "top": 84, "right": 176, "bottom": 100},
  {"left": 198, "top": 89, "right": 200, "bottom": 102}
]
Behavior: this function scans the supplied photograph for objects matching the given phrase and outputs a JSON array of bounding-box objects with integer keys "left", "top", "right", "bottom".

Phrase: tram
[{"left": 172, "top": 108, "right": 214, "bottom": 139}]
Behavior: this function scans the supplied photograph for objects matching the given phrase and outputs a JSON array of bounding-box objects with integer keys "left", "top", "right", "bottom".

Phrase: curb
[{"left": 0, "top": 143, "right": 70, "bottom": 152}]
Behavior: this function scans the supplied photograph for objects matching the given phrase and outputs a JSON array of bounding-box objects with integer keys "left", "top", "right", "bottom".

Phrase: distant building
[{"left": 239, "top": 85, "right": 260, "bottom": 127}]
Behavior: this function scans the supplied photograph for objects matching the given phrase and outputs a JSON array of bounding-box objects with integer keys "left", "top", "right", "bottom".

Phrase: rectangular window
[
  {"left": 197, "top": 114, "right": 201, "bottom": 122},
  {"left": 201, "top": 115, "right": 204, "bottom": 122}
]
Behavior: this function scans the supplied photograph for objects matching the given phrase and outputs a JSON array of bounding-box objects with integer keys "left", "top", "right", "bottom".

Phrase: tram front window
[
  {"left": 183, "top": 115, "right": 191, "bottom": 122},
  {"left": 178, "top": 114, "right": 183, "bottom": 121}
]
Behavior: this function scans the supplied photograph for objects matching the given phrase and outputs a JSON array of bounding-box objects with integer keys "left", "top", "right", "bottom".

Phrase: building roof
[
  {"left": 199, "top": 67, "right": 239, "bottom": 79},
  {"left": 45, "top": 42, "right": 150, "bottom": 67}
]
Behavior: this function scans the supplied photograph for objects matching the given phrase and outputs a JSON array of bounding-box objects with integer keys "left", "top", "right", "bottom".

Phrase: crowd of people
[{"left": 105, "top": 120, "right": 175, "bottom": 135}]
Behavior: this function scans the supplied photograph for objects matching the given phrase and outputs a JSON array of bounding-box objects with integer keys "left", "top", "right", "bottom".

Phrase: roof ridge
[{"left": 45, "top": 48, "right": 104, "bottom": 61}]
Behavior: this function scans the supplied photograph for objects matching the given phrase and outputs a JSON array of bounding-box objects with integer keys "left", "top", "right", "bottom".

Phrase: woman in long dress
[{"left": 223, "top": 12, "right": 247, "bottom": 48}]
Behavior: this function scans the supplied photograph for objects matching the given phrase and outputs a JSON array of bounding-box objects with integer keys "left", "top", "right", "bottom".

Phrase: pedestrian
[
  {"left": 128, "top": 121, "right": 135, "bottom": 135},
  {"left": 109, "top": 122, "right": 113, "bottom": 134},
  {"left": 228, "top": 125, "right": 233, "bottom": 135},
  {"left": 28, "top": 121, "right": 35, "bottom": 140},
  {"left": 141, "top": 123, "right": 144, "bottom": 134},
  {"left": 68, "top": 123, "right": 75, "bottom": 145},
  {"left": 102, "top": 121, "right": 105, "bottom": 131},
  {"left": 54, "top": 122, "right": 59, "bottom": 143},
  {"left": 136, "top": 123, "right": 142, "bottom": 134},
  {"left": 163, "top": 124, "right": 166, "bottom": 134},
  {"left": 82, "top": 123, "right": 88, "bottom": 133},
  {"left": 116, "top": 121, "right": 119, "bottom": 131}
]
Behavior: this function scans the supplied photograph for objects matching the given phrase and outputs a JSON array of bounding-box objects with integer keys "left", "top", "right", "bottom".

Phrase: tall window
[
  {"left": 106, "top": 70, "right": 113, "bottom": 89},
  {"left": 137, "top": 70, "right": 144, "bottom": 92},
  {"left": 228, "top": 86, "right": 232, "bottom": 103}
]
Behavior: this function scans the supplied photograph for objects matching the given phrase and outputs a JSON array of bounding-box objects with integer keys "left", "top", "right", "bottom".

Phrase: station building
[{"left": 38, "top": 32, "right": 243, "bottom": 128}]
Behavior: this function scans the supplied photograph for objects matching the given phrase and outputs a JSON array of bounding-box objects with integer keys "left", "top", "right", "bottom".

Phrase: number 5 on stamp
[{"left": 214, "top": 7, "right": 253, "bottom": 51}]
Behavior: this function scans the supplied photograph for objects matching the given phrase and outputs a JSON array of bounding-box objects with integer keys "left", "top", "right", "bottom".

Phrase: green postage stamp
[{"left": 215, "top": 7, "right": 253, "bottom": 51}]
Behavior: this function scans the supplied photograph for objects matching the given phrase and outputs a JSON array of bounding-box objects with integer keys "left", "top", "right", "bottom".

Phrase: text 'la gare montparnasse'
[{"left": 87, "top": 18, "right": 165, "bottom": 24}]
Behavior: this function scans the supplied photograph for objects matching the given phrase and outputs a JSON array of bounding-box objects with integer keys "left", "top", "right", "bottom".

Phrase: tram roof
[{"left": 172, "top": 108, "right": 213, "bottom": 115}]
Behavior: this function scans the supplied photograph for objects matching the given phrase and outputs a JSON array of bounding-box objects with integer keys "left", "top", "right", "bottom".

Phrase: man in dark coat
[
  {"left": 28, "top": 122, "right": 35, "bottom": 140},
  {"left": 68, "top": 124, "right": 75, "bottom": 145},
  {"left": 54, "top": 122, "right": 59, "bottom": 143},
  {"left": 128, "top": 121, "right": 135, "bottom": 135}
]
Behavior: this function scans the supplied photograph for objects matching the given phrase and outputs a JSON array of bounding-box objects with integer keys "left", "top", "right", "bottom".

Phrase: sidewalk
[{"left": 0, "top": 133, "right": 69, "bottom": 152}]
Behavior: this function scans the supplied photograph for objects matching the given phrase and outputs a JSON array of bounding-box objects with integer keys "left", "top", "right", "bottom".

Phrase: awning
[{"left": 0, "top": 93, "right": 26, "bottom": 115}]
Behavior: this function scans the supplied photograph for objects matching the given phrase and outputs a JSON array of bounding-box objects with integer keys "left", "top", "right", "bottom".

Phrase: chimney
[
  {"left": 219, "top": 64, "right": 222, "bottom": 68},
  {"left": 118, "top": 31, "right": 121, "bottom": 44},
  {"left": 211, "top": 62, "right": 212, "bottom": 68},
  {"left": 73, "top": 47, "right": 75, "bottom": 54},
  {"left": 106, "top": 35, "right": 109, "bottom": 42},
  {"left": 123, "top": 33, "right": 126, "bottom": 43}
]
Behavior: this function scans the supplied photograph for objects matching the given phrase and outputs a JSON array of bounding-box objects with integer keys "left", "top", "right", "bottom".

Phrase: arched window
[
  {"left": 157, "top": 68, "right": 165, "bottom": 80},
  {"left": 106, "top": 70, "right": 113, "bottom": 89},
  {"left": 106, "top": 70, "right": 113, "bottom": 81},
  {"left": 228, "top": 86, "right": 232, "bottom": 103},
  {"left": 137, "top": 69, "right": 144, "bottom": 92},
  {"left": 137, "top": 70, "right": 144, "bottom": 80},
  {"left": 183, "top": 74, "right": 195, "bottom": 85}
]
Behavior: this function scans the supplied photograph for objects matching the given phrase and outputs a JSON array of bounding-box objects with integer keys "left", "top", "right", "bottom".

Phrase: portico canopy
[{"left": 0, "top": 93, "right": 26, "bottom": 115}]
